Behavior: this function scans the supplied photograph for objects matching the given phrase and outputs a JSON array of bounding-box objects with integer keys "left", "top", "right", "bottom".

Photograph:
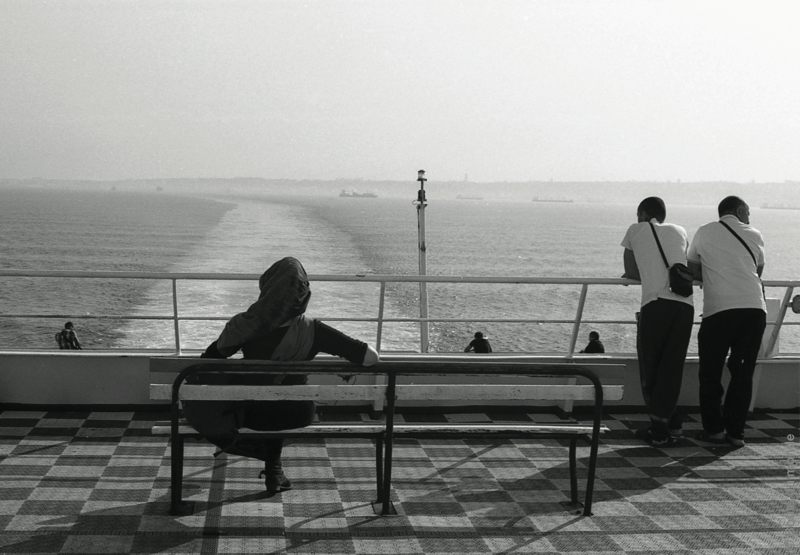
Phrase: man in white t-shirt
[
  {"left": 687, "top": 196, "right": 766, "bottom": 448},
  {"left": 621, "top": 197, "right": 694, "bottom": 447}
]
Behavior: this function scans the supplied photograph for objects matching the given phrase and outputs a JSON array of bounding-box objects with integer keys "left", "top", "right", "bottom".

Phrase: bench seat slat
[
  {"left": 151, "top": 424, "right": 386, "bottom": 436},
  {"left": 152, "top": 423, "right": 606, "bottom": 436},
  {"left": 392, "top": 423, "right": 608, "bottom": 434}
]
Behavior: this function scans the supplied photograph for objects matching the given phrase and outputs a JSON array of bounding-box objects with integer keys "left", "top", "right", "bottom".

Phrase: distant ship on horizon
[
  {"left": 339, "top": 189, "right": 377, "bottom": 198},
  {"left": 532, "top": 197, "right": 573, "bottom": 203}
]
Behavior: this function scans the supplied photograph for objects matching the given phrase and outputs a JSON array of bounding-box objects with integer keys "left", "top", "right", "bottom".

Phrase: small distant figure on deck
[
  {"left": 464, "top": 331, "right": 492, "bottom": 353},
  {"left": 580, "top": 331, "right": 605, "bottom": 354},
  {"left": 56, "top": 322, "right": 82, "bottom": 350}
]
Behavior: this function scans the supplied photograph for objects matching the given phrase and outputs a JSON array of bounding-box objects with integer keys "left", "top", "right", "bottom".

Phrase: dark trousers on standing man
[
  {"left": 698, "top": 308, "right": 766, "bottom": 441},
  {"left": 637, "top": 298, "right": 694, "bottom": 439}
]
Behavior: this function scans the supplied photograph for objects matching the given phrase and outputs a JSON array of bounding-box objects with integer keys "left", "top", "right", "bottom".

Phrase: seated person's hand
[
  {"left": 362, "top": 345, "right": 380, "bottom": 367},
  {"left": 200, "top": 340, "right": 227, "bottom": 359}
]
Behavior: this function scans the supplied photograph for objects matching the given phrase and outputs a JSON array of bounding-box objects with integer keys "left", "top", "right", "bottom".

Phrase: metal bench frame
[{"left": 150, "top": 358, "right": 623, "bottom": 517}]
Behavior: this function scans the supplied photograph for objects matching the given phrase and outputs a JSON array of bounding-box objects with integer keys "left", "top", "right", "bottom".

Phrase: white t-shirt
[
  {"left": 621, "top": 219, "right": 693, "bottom": 308},
  {"left": 687, "top": 214, "right": 766, "bottom": 317}
]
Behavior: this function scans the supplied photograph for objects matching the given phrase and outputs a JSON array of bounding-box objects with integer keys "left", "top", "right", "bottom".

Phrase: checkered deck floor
[{"left": 1, "top": 409, "right": 798, "bottom": 554}]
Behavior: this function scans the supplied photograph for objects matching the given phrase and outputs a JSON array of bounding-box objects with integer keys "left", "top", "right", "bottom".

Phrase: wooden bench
[{"left": 150, "top": 357, "right": 624, "bottom": 517}]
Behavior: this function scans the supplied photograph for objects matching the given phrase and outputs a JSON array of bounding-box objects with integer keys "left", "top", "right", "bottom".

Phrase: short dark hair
[
  {"left": 718, "top": 195, "right": 745, "bottom": 217},
  {"left": 589, "top": 331, "right": 600, "bottom": 340},
  {"left": 637, "top": 197, "right": 666, "bottom": 222},
  {"left": 474, "top": 332, "right": 484, "bottom": 339},
  {"left": 65, "top": 321, "right": 74, "bottom": 329}
]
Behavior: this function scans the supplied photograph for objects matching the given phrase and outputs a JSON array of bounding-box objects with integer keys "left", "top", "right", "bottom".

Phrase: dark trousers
[
  {"left": 698, "top": 308, "right": 766, "bottom": 440},
  {"left": 637, "top": 298, "right": 694, "bottom": 438},
  {"left": 209, "top": 375, "right": 316, "bottom": 468}
]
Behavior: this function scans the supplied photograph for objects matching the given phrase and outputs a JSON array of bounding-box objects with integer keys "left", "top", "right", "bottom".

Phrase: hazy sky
[{"left": 2, "top": 0, "right": 798, "bottom": 182}]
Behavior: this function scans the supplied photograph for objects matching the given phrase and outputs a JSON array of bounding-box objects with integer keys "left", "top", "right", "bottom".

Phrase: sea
[{"left": 1, "top": 187, "right": 798, "bottom": 354}]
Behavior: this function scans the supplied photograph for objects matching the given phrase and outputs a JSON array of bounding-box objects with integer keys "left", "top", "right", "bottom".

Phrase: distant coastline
[
  {"left": 760, "top": 203, "right": 800, "bottom": 211},
  {"left": 2, "top": 177, "right": 798, "bottom": 208}
]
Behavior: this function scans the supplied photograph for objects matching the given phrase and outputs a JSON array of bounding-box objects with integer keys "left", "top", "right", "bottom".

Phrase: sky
[{"left": 1, "top": 0, "right": 799, "bottom": 183}]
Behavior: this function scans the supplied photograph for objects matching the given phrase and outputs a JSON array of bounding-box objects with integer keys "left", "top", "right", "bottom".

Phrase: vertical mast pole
[{"left": 415, "top": 170, "right": 429, "bottom": 353}]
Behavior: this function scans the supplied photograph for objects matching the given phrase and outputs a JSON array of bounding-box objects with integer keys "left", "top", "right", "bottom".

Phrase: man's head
[
  {"left": 637, "top": 197, "right": 666, "bottom": 223},
  {"left": 718, "top": 196, "right": 750, "bottom": 224},
  {"left": 474, "top": 332, "right": 484, "bottom": 339},
  {"left": 65, "top": 321, "right": 74, "bottom": 330},
  {"left": 589, "top": 331, "right": 600, "bottom": 341}
]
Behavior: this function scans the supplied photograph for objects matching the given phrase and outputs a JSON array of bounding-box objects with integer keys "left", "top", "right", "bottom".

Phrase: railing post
[
  {"left": 376, "top": 281, "right": 386, "bottom": 352},
  {"left": 568, "top": 283, "right": 589, "bottom": 357},
  {"left": 563, "top": 284, "right": 589, "bottom": 414},
  {"left": 373, "top": 282, "right": 387, "bottom": 412},
  {"left": 172, "top": 279, "right": 181, "bottom": 355},
  {"left": 750, "top": 294, "right": 787, "bottom": 412},
  {"left": 763, "top": 286, "right": 793, "bottom": 358}
]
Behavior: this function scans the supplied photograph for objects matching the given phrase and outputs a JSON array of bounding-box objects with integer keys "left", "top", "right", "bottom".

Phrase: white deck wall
[{"left": 0, "top": 352, "right": 797, "bottom": 410}]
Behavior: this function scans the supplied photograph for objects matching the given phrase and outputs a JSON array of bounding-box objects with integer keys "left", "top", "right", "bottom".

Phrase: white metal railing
[{"left": 1, "top": 270, "right": 798, "bottom": 357}]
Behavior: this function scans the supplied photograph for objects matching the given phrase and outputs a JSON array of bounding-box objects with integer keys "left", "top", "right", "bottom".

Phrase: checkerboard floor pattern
[{"left": 1, "top": 409, "right": 798, "bottom": 554}]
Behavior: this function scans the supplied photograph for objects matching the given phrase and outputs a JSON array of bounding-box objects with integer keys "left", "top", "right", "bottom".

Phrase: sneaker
[
  {"left": 260, "top": 470, "right": 293, "bottom": 494},
  {"left": 668, "top": 427, "right": 684, "bottom": 438}
]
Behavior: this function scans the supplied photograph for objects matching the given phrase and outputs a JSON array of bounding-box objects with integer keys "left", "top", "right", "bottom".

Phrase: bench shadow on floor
[{"left": 0, "top": 408, "right": 797, "bottom": 554}]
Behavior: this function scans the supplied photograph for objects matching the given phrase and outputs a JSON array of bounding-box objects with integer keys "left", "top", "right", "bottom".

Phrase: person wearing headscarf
[{"left": 189, "top": 257, "right": 379, "bottom": 495}]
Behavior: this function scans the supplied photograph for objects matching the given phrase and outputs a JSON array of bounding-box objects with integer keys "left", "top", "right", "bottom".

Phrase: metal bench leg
[
  {"left": 560, "top": 438, "right": 585, "bottom": 515},
  {"left": 379, "top": 435, "right": 395, "bottom": 515},
  {"left": 583, "top": 433, "right": 600, "bottom": 517},
  {"left": 169, "top": 435, "right": 194, "bottom": 515},
  {"left": 375, "top": 434, "right": 384, "bottom": 502},
  {"left": 375, "top": 375, "right": 397, "bottom": 516},
  {"left": 569, "top": 439, "right": 579, "bottom": 504}
]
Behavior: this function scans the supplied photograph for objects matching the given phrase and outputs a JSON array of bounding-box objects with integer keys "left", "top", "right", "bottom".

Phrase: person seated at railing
[
  {"left": 579, "top": 331, "right": 605, "bottom": 354},
  {"left": 56, "top": 321, "right": 83, "bottom": 350},
  {"left": 186, "top": 256, "right": 379, "bottom": 495},
  {"left": 464, "top": 331, "right": 493, "bottom": 353}
]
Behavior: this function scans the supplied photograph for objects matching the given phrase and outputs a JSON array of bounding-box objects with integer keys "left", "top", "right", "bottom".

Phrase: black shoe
[
  {"left": 259, "top": 470, "right": 293, "bottom": 494},
  {"left": 635, "top": 426, "right": 677, "bottom": 447}
]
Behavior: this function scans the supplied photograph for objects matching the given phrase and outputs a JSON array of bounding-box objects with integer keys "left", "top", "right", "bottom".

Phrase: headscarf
[{"left": 216, "top": 257, "right": 312, "bottom": 352}]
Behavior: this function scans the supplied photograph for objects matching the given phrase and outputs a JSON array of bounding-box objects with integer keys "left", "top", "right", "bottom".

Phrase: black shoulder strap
[
  {"left": 719, "top": 220, "right": 758, "bottom": 268},
  {"left": 648, "top": 222, "right": 670, "bottom": 269}
]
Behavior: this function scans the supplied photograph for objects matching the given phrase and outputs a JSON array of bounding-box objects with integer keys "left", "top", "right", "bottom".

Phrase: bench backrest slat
[
  {"left": 150, "top": 384, "right": 386, "bottom": 402},
  {"left": 395, "top": 384, "right": 623, "bottom": 401},
  {"left": 150, "top": 383, "right": 623, "bottom": 402}
]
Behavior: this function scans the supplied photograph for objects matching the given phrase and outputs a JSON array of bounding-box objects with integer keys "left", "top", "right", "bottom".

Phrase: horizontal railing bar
[
  {"left": 2, "top": 269, "right": 797, "bottom": 288},
  {"left": 2, "top": 314, "right": 795, "bottom": 326},
  {"left": 0, "top": 270, "right": 637, "bottom": 285}
]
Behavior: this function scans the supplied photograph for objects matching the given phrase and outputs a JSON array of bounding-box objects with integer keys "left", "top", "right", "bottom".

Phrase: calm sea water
[{"left": 1, "top": 187, "right": 798, "bottom": 353}]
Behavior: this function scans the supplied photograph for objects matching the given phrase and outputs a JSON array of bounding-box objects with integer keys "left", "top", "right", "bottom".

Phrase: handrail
[{"left": 1, "top": 270, "right": 797, "bottom": 356}]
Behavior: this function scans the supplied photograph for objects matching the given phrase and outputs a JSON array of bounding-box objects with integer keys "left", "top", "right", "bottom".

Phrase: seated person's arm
[
  {"left": 312, "top": 321, "right": 380, "bottom": 366},
  {"left": 623, "top": 248, "right": 640, "bottom": 281}
]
